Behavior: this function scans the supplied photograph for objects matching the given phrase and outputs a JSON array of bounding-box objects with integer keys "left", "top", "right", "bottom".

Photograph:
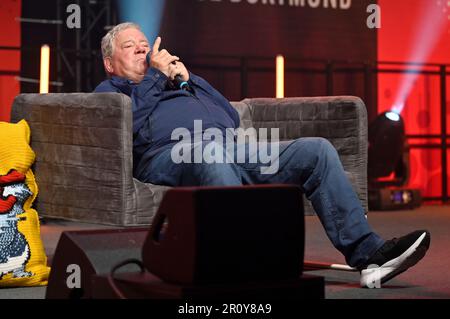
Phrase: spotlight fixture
[
  {"left": 385, "top": 111, "right": 401, "bottom": 122},
  {"left": 368, "top": 111, "right": 421, "bottom": 210},
  {"left": 368, "top": 111, "right": 405, "bottom": 180}
]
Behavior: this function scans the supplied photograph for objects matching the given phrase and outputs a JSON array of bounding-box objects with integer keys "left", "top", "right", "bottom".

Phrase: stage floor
[
  {"left": 305, "top": 204, "right": 450, "bottom": 299},
  {"left": 1, "top": 204, "right": 449, "bottom": 299}
]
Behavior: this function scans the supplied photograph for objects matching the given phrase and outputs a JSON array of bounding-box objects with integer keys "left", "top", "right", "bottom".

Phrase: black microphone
[
  {"left": 172, "top": 74, "right": 190, "bottom": 91},
  {"left": 146, "top": 52, "right": 191, "bottom": 91}
]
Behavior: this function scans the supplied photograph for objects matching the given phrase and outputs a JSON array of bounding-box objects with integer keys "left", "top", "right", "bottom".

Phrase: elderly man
[{"left": 94, "top": 22, "right": 430, "bottom": 288}]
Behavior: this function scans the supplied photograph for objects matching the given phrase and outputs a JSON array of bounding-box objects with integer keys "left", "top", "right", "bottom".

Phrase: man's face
[{"left": 106, "top": 27, "right": 150, "bottom": 83}]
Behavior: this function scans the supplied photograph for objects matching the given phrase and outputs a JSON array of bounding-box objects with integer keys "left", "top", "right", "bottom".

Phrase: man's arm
[
  {"left": 148, "top": 37, "right": 239, "bottom": 128},
  {"left": 188, "top": 72, "right": 241, "bottom": 128},
  {"left": 94, "top": 68, "right": 168, "bottom": 135},
  {"left": 94, "top": 37, "right": 180, "bottom": 136},
  {"left": 131, "top": 68, "right": 168, "bottom": 135},
  {"left": 131, "top": 36, "right": 180, "bottom": 134}
]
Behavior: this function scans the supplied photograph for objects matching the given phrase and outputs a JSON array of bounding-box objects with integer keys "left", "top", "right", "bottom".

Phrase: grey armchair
[{"left": 11, "top": 93, "right": 368, "bottom": 226}]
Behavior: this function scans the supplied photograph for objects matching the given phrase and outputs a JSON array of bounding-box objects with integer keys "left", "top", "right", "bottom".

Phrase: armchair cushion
[{"left": 231, "top": 97, "right": 368, "bottom": 215}]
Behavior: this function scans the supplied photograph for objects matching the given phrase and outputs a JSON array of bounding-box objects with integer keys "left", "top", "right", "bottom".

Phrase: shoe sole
[{"left": 360, "top": 231, "right": 430, "bottom": 288}]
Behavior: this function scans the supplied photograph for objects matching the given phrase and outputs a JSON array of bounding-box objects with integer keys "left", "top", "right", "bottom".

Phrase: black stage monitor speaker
[
  {"left": 142, "top": 184, "right": 304, "bottom": 285},
  {"left": 46, "top": 228, "right": 148, "bottom": 299}
]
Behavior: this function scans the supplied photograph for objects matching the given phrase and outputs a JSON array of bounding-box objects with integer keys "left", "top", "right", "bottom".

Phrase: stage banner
[
  {"left": 161, "top": 0, "right": 376, "bottom": 60},
  {"left": 159, "top": 0, "right": 378, "bottom": 109}
]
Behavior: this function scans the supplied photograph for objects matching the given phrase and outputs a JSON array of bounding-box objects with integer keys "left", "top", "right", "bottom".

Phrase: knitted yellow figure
[{"left": 0, "top": 119, "right": 50, "bottom": 286}]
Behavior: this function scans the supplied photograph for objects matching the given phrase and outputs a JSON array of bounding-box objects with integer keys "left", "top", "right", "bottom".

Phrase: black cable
[{"left": 107, "top": 258, "right": 146, "bottom": 299}]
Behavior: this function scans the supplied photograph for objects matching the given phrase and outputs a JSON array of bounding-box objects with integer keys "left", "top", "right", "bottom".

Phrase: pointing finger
[{"left": 152, "top": 36, "right": 161, "bottom": 54}]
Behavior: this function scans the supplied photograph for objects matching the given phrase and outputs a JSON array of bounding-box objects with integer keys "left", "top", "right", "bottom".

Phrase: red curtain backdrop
[
  {"left": 378, "top": 0, "right": 450, "bottom": 198},
  {"left": 0, "top": 0, "right": 21, "bottom": 122}
]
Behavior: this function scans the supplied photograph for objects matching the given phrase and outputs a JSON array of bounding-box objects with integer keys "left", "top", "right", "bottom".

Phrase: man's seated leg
[
  {"left": 235, "top": 137, "right": 430, "bottom": 288},
  {"left": 143, "top": 141, "right": 242, "bottom": 186}
]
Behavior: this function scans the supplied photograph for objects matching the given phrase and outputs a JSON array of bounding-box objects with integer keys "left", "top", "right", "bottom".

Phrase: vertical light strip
[
  {"left": 40, "top": 44, "right": 50, "bottom": 94},
  {"left": 276, "top": 55, "right": 285, "bottom": 98}
]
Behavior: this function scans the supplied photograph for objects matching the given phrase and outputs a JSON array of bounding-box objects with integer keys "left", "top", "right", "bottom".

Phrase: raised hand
[
  {"left": 167, "top": 60, "right": 190, "bottom": 82},
  {"left": 149, "top": 37, "right": 180, "bottom": 78}
]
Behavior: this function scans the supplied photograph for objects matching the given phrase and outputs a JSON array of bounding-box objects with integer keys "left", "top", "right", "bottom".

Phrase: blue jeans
[{"left": 142, "top": 138, "right": 385, "bottom": 268}]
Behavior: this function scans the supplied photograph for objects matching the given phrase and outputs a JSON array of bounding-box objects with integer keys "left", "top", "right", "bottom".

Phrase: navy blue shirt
[{"left": 94, "top": 68, "right": 240, "bottom": 180}]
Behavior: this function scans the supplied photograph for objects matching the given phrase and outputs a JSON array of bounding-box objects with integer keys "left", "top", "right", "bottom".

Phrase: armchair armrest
[
  {"left": 9, "top": 93, "right": 152, "bottom": 225},
  {"left": 234, "top": 96, "right": 368, "bottom": 213}
]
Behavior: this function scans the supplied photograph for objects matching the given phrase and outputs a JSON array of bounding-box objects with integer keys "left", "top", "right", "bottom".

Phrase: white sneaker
[{"left": 359, "top": 230, "right": 430, "bottom": 288}]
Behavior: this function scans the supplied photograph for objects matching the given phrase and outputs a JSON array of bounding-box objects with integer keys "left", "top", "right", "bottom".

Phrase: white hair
[{"left": 101, "top": 22, "right": 142, "bottom": 59}]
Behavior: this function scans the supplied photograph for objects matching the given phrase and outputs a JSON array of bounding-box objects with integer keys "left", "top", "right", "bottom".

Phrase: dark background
[
  {"left": 20, "top": 0, "right": 115, "bottom": 95},
  {"left": 20, "top": 0, "right": 378, "bottom": 119},
  {"left": 160, "top": 0, "right": 377, "bottom": 118},
  {"left": 1, "top": 0, "right": 446, "bottom": 201}
]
